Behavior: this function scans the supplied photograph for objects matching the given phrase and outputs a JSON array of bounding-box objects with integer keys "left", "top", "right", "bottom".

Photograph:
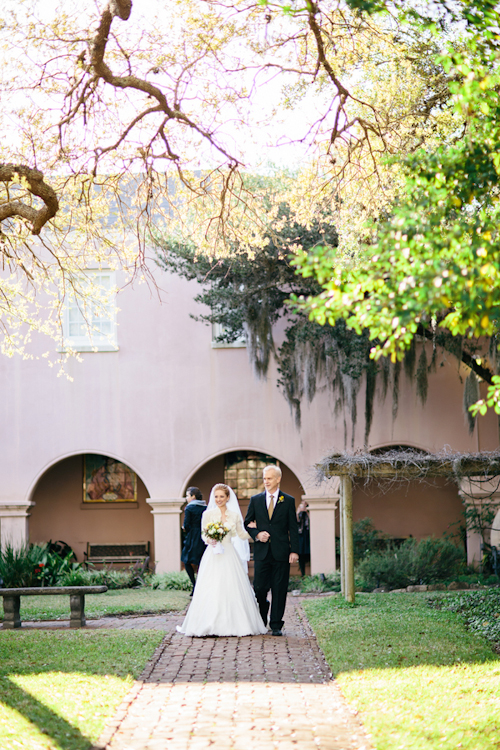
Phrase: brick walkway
[{"left": 89, "top": 597, "right": 372, "bottom": 750}]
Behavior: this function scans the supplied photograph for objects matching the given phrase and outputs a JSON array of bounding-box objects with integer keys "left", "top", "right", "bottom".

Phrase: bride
[{"left": 177, "top": 483, "right": 267, "bottom": 637}]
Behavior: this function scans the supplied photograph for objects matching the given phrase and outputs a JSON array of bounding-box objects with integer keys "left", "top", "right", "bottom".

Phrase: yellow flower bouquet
[{"left": 204, "top": 521, "right": 230, "bottom": 555}]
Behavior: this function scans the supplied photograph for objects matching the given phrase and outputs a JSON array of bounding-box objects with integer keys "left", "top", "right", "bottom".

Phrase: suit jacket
[
  {"left": 181, "top": 502, "right": 207, "bottom": 565},
  {"left": 244, "top": 490, "right": 299, "bottom": 562}
]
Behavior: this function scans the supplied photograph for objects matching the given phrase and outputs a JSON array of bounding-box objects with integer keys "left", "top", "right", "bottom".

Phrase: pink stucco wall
[{"left": 0, "top": 263, "right": 497, "bottom": 570}]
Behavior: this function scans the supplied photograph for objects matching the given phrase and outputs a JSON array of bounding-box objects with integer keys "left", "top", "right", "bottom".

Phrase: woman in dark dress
[
  {"left": 181, "top": 487, "right": 207, "bottom": 594},
  {"left": 297, "top": 500, "right": 310, "bottom": 577}
]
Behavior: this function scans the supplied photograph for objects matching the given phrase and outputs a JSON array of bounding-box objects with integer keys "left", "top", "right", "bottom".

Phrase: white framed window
[
  {"left": 62, "top": 270, "right": 118, "bottom": 352},
  {"left": 211, "top": 322, "right": 246, "bottom": 349}
]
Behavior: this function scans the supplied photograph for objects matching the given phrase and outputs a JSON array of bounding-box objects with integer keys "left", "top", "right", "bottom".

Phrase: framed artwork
[{"left": 83, "top": 454, "right": 137, "bottom": 503}]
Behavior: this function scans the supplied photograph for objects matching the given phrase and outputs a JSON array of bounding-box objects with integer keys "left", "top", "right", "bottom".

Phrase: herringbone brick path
[{"left": 92, "top": 597, "right": 371, "bottom": 750}]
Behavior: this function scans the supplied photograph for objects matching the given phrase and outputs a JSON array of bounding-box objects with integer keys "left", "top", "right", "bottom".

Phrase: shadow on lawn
[{"left": 1, "top": 677, "right": 93, "bottom": 750}]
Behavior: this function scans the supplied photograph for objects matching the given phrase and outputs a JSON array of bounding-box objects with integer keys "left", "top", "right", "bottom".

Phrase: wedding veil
[{"left": 207, "top": 485, "right": 250, "bottom": 566}]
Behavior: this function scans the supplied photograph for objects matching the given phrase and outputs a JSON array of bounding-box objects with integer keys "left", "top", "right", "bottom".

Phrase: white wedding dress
[{"left": 177, "top": 508, "right": 267, "bottom": 637}]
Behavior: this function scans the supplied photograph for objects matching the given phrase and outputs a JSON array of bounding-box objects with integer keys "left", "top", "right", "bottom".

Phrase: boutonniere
[{"left": 278, "top": 495, "right": 285, "bottom": 504}]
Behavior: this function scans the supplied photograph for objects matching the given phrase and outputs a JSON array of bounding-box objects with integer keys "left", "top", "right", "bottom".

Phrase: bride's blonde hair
[{"left": 213, "top": 483, "right": 230, "bottom": 497}]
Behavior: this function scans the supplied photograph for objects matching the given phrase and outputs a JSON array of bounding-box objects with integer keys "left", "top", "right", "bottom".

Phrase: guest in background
[
  {"left": 181, "top": 487, "right": 206, "bottom": 595},
  {"left": 297, "top": 500, "right": 310, "bottom": 577}
]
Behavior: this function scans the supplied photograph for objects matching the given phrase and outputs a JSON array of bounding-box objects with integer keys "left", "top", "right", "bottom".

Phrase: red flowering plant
[
  {"left": 33, "top": 545, "right": 78, "bottom": 587},
  {"left": 0, "top": 541, "right": 81, "bottom": 588}
]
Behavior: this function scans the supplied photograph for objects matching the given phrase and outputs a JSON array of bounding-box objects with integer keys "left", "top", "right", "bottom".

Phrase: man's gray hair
[{"left": 263, "top": 464, "right": 282, "bottom": 479}]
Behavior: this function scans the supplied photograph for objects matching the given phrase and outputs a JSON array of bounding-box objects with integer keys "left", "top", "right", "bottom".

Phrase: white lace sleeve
[
  {"left": 200, "top": 510, "right": 211, "bottom": 545},
  {"left": 235, "top": 515, "right": 251, "bottom": 541}
]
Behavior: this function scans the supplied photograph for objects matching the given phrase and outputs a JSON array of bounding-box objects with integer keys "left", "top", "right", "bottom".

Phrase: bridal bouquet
[{"left": 204, "top": 521, "right": 230, "bottom": 555}]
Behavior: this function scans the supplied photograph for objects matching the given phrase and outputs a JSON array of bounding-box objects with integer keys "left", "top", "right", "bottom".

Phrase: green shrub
[
  {"left": 0, "top": 543, "right": 145, "bottom": 589},
  {"left": 148, "top": 571, "right": 192, "bottom": 591},
  {"left": 357, "top": 536, "right": 465, "bottom": 591},
  {"left": 429, "top": 588, "right": 500, "bottom": 646},
  {"left": 34, "top": 546, "right": 80, "bottom": 587},
  {"left": 0, "top": 543, "right": 45, "bottom": 587},
  {"left": 59, "top": 567, "right": 97, "bottom": 586},
  {"left": 353, "top": 518, "right": 386, "bottom": 562},
  {"left": 301, "top": 573, "right": 341, "bottom": 593},
  {"left": 0, "top": 542, "right": 83, "bottom": 588},
  {"left": 288, "top": 572, "right": 341, "bottom": 593},
  {"left": 412, "top": 536, "right": 466, "bottom": 583},
  {"left": 60, "top": 566, "right": 139, "bottom": 589}
]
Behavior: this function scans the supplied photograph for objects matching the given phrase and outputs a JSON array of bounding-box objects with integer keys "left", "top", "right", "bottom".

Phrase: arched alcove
[
  {"left": 29, "top": 454, "right": 154, "bottom": 563},
  {"left": 184, "top": 449, "right": 305, "bottom": 576}
]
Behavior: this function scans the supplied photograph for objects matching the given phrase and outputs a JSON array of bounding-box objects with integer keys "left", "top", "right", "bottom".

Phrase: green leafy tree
[
  {"left": 0, "top": 0, "right": 467, "bottom": 359},
  {"left": 291, "top": 0, "right": 500, "bottom": 416},
  {"left": 2, "top": 0, "right": 496, "bottom": 378}
]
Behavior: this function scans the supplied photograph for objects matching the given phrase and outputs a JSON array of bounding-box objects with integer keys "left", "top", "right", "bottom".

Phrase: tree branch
[
  {"left": 0, "top": 164, "right": 59, "bottom": 235},
  {"left": 87, "top": 0, "right": 240, "bottom": 166},
  {"left": 417, "top": 324, "right": 495, "bottom": 383}
]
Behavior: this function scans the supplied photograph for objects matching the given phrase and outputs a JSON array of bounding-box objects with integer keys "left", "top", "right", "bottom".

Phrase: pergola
[{"left": 317, "top": 450, "right": 500, "bottom": 602}]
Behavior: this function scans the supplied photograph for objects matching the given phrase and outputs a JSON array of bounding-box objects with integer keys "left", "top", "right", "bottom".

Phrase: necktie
[{"left": 268, "top": 494, "right": 274, "bottom": 519}]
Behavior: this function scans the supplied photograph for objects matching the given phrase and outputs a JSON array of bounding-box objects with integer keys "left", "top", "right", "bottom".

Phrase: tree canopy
[
  {"left": 1, "top": 0, "right": 499, "bottom": 395},
  {"left": 290, "top": 0, "right": 500, "bottom": 415}
]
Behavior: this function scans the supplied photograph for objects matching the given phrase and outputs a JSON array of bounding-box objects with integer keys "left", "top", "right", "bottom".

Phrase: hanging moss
[
  {"left": 392, "top": 359, "right": 401, "bottom": 421},
  {"left": 416, "top": 345, "right": 428, "bottom": 404},
  {"left": 379, "top": 355, "right": 391, "bottom": 403},
  {"left": 463, "top": 369, "right": 479, "bottom": 434},
  {"left": 404, "top": 337, "right": 416, "bottom": 381},
  {"left": 155, "top": 211, "right": 496, "bottom": 447},
  {"left": 364, "top": 360, "right": 377, "bottom": 447}
]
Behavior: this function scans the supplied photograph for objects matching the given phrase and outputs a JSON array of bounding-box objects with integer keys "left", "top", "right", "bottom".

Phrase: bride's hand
[{"left": 247, "top": 521, "right": 257, "bottom": 529}]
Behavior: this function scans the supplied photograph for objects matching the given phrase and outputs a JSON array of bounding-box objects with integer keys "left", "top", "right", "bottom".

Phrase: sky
[{"left": 0, "top": 0, "right": 333, "bottom": 175}]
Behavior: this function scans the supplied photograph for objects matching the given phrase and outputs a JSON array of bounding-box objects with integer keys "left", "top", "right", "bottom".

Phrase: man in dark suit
[{"left": 244, "top": 465, "right": 299, "bottom": 636}]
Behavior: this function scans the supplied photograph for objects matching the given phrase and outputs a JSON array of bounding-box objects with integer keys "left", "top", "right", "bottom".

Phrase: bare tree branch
[{"left": 86, "top": 0, "right": 240, "bottom": 168}]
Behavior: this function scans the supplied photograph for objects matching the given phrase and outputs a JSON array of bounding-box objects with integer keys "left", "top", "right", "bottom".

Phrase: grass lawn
[
  {"left": 304, "top": 593, "right": 500, "bottom": 750},
  {"left": 0, "top": 629, "right": 164, "bottom": 750},
  {"left": 2, "top": 588, "right": 190, "bottom": 622}
]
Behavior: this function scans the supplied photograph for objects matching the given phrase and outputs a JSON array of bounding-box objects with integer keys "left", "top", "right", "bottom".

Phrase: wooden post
[
  {"left": 342, "top": 475, "right": 355, "bottom": 603},
  {"left": 338, "top": 477, "right": 345, "bottom": 596}
]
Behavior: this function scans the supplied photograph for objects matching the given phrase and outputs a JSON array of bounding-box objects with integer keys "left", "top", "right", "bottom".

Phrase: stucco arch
[
  {"left": 27, "top": 451, "right": 154, "bottom": 564},
  {"left": 368, "top": 440, "right": 433, "bottom": 454},
  {"left": 25, "top": 448, "right": 152, "bottom": 506},
  {"left": 179, "top": 445, "right": 306, "bottom": 498}
]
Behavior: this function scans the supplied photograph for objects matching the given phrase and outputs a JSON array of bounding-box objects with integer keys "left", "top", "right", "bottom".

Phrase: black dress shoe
[{"left": 271, "top": 629, "right": 283, "bottom": 636}]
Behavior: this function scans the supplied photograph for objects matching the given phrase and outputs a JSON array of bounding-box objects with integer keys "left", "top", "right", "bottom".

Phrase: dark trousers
[
  {"left": 298, "top": 553, "right": 310, "bottom": 577},
  {"left": 253, "top": 550, "right": 290, "bottom": 631},
  {"left": 184, "top": 563, "right": 196, "bottom": 588}
]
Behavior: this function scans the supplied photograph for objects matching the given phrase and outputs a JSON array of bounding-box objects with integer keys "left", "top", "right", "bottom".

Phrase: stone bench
[{"left": 0, "top": 585, "right": 108, "bottom": 629}]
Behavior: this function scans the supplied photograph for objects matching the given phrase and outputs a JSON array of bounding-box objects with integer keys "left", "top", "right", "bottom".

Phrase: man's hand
[
  {"left": 256, "top": 531, "right": 270, "bottom": 542},
  {"left": 289, "top": 552, "right": 299, "bottom": 564}
]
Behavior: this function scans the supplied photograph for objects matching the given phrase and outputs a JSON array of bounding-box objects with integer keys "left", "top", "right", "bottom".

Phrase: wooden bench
[
  {"left": 84, "top": 542, "right": 150, "bottom": 567},
  {"left": 0, "top": 585, "right": 107, "bottom": 629}
]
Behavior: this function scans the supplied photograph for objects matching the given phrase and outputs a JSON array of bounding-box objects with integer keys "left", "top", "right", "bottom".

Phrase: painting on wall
[{"left": 83, "top": 454, "right": 137, "bottom": 502}]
